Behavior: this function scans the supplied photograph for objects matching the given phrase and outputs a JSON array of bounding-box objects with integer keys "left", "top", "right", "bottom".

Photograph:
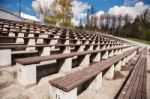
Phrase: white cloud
[
  {"left": 108, "top": 2, "right": 150, "bottom": 19},
  {"left": 21, "top": 12, "right": 40, "bottom": 21},
  {"left": 95, "top": 11, "right": 105, "bottom": 16},
  {"left": 95, "top": 11, "right": 105, "bottom": 17},
  {"left": 108, "top": 6, "right": 137, "bottom": 18},
  {"left": 71, "top": 0, "right": 91, "bottom": 26}
]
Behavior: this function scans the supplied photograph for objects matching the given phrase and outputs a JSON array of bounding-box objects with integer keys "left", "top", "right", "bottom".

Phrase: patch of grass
[{"left": 127, "top": 38, "right": 150, "bottom": 45}]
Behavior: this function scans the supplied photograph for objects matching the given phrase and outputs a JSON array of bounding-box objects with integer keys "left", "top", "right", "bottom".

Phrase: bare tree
[
  {"left": 111, "top": 15, "right": 117, "bottom": 29},
  {"left": 124, "top": 14, "right": 131, "bottom": 25},
  {"left": 99, "top": 14, "right": 104, "bottom": 29},
  {"left": 32, "top": 0, "right": 53, "bottom": 23},
  {"left": 117, "top": 15, "right": 123, "bottom": 28},
  {"left": 139, "top": 8, "right": 150, "bottom": 26}
]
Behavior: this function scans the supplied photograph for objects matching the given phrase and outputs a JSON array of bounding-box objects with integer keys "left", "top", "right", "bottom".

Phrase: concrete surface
[{"left": 78, "top": 71, "right": 129, "bottom": 99}]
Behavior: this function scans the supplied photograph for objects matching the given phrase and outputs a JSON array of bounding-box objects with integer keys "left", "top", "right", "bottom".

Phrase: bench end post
[
  {"left": 50, "top": 85, "right": 77, "bottom": 99},
  {"left": 0, "top": 49, "right": 11, "bottom": 67},
  {"left": 103, "top": 65, "right": 115, "bottom": 80},
  {"left": 17, "top": 63, "right": 37, "bottom": 87}
]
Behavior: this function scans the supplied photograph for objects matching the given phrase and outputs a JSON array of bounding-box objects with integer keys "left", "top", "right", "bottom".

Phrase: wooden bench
[
  {"left": 0, "top": 43, "right": 123, "bottom": 51},
  {"left": 15, "top": 45, "right": 135, "bottom": 87},
  {"left": 116, "top": 49, "right": 147, "bottom": 99},
  {"left": 16, "top": 45, "right": 133, "bottom": 65},
  {"left": 0, "top": 20, "right": 122, "bottom": 43},
  {"left": 0, "top": 18, "right": 123, "bottom": 42},
  {"left": 0, "top": 35, "right": 106, "bottom": 45},
  {"left": 0, "top": 42, "right": 126, "bottom": 67},
  {"left": 0, "top": 28, "right": 86, "bottom": 40},
  {"left": 0, "top": 35, "right": 123, "bottom": 53},
  {"left": 0, "top": 31, "right": 117, "bottom": 43},
  {"left": 48, "top": 47, "right": 139, "bottom": 99}
]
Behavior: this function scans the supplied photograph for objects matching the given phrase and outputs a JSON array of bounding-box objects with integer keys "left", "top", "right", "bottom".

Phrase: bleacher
[
  {"left": 0, "top": 18, "right": 147, "bottom": 99},
  {"left": 116, "top": 49, "right": 147, "bottom": 99}
]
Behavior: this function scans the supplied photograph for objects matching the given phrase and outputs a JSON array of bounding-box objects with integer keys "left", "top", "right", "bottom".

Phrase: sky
[
  {"left": 82, "top": 0, "right": 150, "bottom": 12},
  {"left": 0, "top": 0, "right": 150, "bottom": 25}
]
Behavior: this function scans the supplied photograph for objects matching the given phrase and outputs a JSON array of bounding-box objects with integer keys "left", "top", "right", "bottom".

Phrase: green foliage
[
  {"left": 44, "top": 16, "right": 57, "bottom": 25},
  {"left": 52, "top": 0, "right": 73, "bottom": 27},
  {"left": 127, "top": 38, "right": 150, "bottom": 45}
]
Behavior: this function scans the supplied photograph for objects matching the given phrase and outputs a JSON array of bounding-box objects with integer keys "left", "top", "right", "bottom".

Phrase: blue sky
[
  {"left": 0, "top": 0, "right": 150, "bottom": 17},
  {"left": 0, "top": 0, "right": 34, "bottom": 15}
]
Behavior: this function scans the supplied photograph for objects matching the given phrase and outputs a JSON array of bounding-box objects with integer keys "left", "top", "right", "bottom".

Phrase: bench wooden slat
[
  {"left": 49, "top": 48, "right": 138, "bottom": 92},
  {"left": 117, "top": 49, "right": 147, "bottom": 99},
  {"left": 16, "top": 45, "right": 134, "bottom": 65}
]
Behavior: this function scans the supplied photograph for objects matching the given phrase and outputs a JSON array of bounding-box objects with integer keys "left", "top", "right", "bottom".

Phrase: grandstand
[{"left": 0, "top": 18, "right": 148, "bottom": 99}]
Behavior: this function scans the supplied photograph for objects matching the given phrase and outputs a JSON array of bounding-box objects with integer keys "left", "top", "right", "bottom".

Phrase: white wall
[{"left": 0, "top": 9, "right": 23, "bottom": 21}]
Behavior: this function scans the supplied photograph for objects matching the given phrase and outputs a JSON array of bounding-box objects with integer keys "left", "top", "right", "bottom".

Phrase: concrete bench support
[
  {"left": 50, "top": 86, "right": 77, "bottom": 99},
  {"left": 41, "top": 47, "right": 51, "bottom": 56},
  {"left": 57, "top": 45, "right": 72, "bottom": 72},
  {"left": 115, "top": 60, "right": 122, "bottom": 71},
  {"left": 126, "top": 55, "right": 130, "bottom": 62},
  {"left": 37, "top": 38, "right": 44, "bottom": 44},
  {"left": 93, "top": 45, "right": 100, "bottom": 62},
  {"left": 9, "top": 32, "right": 15, "bottom": 37},
  {"left": 102, "top": 51, "right": 108, "bottom": 60},
  {"left": 78, "top": 45, "right": 84, "bottom": 52},
  {"left": 111, "top": 45, "right": 114, "bottom": 48},
  {"left": 80, "top": 54, "right": 90, "bottom": 66},
  {"left": 89, "top": 45, "right": 93, "bottom": 50},
  {"left": 0, "top": 49, "right": 11, "bottom": 67},
  {"left": 16, "top": 33, "right": 24, "bottom": 44},
  {"left": 131, "top": 51, "right": 135, "bottom": 58},
  {"left": 17, "top": 63, "right": 36, "bottom": 87},
  {"left": 122, "top": 57, "right": 127, "bottom": 66},
  {"left": 85, "top": 41, "right": 89, "bottom": 44},
  {"left": 63, "top": 46, "right": 70, "bottom": 53},
  {"left": 122, "top": 48, "right": 126, "bottom": 52},
  {"left": 109, "top": 50, "right": 114, "bottom": 57},
  {"left": 102, "top": 45, "right": 106, "bottom": 49},
  {"left": 50, "top": 39, "right": 58, "bottom": 49},
  {"left": 26, "top": 34, "right": 35, "bottom": 51},
  {"left": 114, "top": 49, "right": 119, "bottom": 55},
  {"left": 93, "top": 53, "right": 101, "bottom": 62},
  {"left": 128, "top": 54, "right": 132, "bottom": 60},
  {"left": 76, "top": 40, "right": 80, "bottom": 44},
  {"left": 64, "top": 39, "right": 69, "bottom": 44},
  {"left": 87, "top": 72, "right": 102, "bottom": 92},
  {"left": 107, "top": 45, "right": 110, "bottom": 48},
  {"left": 118, "top": 49, "right": 122, "bottom": 54},
  {"left": 133, "top": 51, "right": 137, "bottom": 56},
  {"left": 37, "top": 34, "right": 48, "bottom": 44},
  {"left": 58, "top": 58, "right": 72, "bottom": 73},
  {"left": 103, "top": 65, "right": 114, "bottom": 80}
]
